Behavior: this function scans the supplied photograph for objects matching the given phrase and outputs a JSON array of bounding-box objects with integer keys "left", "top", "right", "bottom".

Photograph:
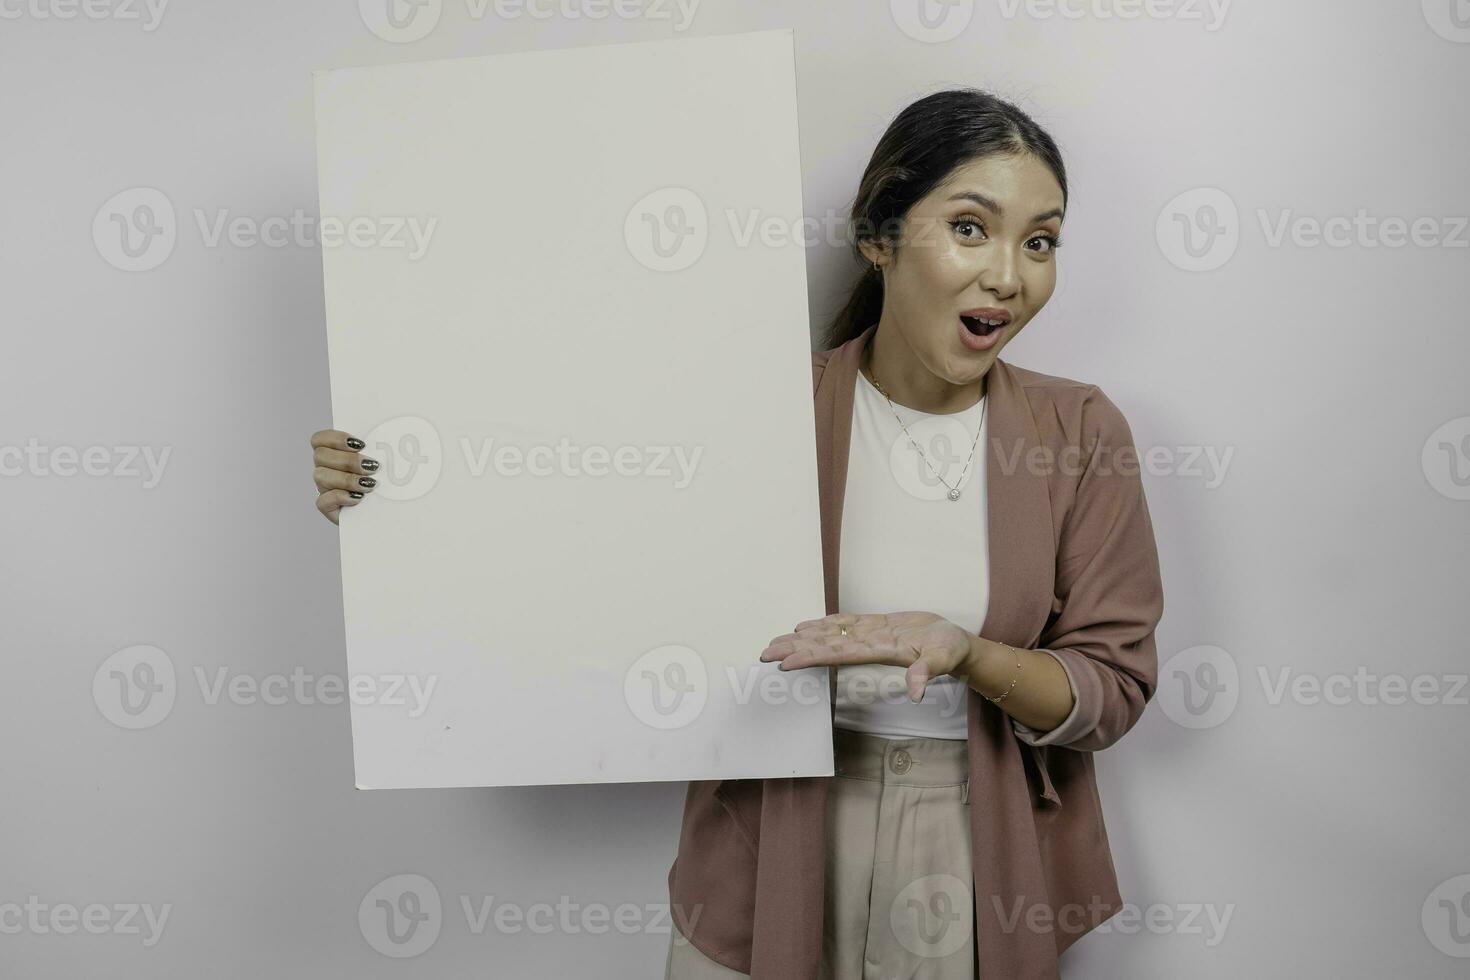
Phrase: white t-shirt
[{"left": 833, "top": 369, "right": 991, "bottom": 740}]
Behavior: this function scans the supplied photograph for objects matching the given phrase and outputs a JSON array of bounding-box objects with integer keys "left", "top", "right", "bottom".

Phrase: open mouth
[{"left": 960, "top": 314, "right": 1004, "bottom": 337}]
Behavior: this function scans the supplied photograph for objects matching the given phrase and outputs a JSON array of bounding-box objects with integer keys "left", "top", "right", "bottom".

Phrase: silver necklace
[{"left": 864, "top": 366, "right": 986, "bottom": 501}]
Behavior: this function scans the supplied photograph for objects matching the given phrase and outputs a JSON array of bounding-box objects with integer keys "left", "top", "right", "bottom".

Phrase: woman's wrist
[{"left": 959, "top": 633, "right": 1022, "bottom": 701}]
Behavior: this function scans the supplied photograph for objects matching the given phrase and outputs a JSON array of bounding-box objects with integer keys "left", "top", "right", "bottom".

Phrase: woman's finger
[
  {"left": 906, "top": 657, "right": 938, "bottom": 702},
  {"left": 313, "top": 445, "right": 378, "bottom": 475},
  {"left": 794, "top": 612, "right": 861, "bottom": 634},
  {"left": 774, "top": 635, "right": 869, "bottom": 670},
  {"left": 314, "top": 488, "right": 363, "bottom": 526},
  {"left": 314, "top": 466, "right": 378, "bottom": 494},
  {"left": 310, "top": 429, "right": 367, "bottom": 453}
]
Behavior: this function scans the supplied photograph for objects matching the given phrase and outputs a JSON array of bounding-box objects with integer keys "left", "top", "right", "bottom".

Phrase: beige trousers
[{"left": 665, "top": 728, "right": 977, "bottom": 979}]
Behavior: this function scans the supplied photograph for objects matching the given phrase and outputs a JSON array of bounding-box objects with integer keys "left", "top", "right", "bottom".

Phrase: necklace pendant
[{"left": 947, "top": 488, "right": 961, "bottom": 501}]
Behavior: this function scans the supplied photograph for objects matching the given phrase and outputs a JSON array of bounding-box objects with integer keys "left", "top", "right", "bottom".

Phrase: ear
[{"left": 857, "top": 238, "right": 890, "bottom": 268}]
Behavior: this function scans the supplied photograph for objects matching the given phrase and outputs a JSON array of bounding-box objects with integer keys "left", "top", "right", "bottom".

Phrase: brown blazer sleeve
[{"left": 1030, "top": 385, "right": 1166, "bottom": 752}]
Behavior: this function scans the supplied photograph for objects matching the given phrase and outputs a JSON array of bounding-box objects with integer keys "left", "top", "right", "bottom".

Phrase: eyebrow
[{"left": 947, "top": 191, "right": 1064, "bottom": 224}]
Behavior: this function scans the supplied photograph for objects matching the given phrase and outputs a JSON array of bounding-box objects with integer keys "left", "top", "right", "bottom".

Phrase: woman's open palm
[{"left": 759, "top": 611, "right": 973, "bottom": 703}]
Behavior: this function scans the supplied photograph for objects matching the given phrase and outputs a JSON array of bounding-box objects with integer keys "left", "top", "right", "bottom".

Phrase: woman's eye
[
  {"left": 1029, "top": 234, "right": 1062, "bottom": 255},
  {"left": 950, "top": 217, "right": 985, "bottom": 240}
]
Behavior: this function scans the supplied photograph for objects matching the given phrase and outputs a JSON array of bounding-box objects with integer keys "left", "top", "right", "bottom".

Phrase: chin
[{"left": 940, "top": 356, "right": 991, "bottom": 386}]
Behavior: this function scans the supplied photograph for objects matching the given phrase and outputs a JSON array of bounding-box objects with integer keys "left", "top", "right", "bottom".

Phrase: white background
[{"left": 2, "top": 1, "right": 1468, "bottom": 976}]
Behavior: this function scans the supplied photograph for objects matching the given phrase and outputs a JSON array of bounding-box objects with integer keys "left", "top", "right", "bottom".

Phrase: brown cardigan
[{"left": 666, "top": 322, "right": 1166, "bottom": 979}]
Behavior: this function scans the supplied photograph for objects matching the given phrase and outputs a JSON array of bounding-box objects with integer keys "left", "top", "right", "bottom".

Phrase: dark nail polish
[
  {"left": 348, "top": 490, "right": 364, "bottom": 498},
  {"left": 360, "top": 458, "right": 379, "bottom": 472},
  {"left": 346, "top": 437, "right": 365, "bottom": 450},
  {"left": 358, "top": 476, "right": 376, "bottom": 488}
]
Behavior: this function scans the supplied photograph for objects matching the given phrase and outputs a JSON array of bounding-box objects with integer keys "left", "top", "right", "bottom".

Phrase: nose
[{"left": 977, "top": 245, "right": 1020, "bottom": 299}]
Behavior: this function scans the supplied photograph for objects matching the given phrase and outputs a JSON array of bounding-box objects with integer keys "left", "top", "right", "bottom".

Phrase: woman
[{"left": 309, "top": 89, "right": 1164, "bottom": 980}]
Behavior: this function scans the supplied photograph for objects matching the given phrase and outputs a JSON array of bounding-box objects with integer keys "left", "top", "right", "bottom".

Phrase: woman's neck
[{"left": 861, "top": 321, "right": 986, "bottom": 415}]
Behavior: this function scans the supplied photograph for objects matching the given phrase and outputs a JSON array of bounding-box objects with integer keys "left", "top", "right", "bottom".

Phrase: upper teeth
[{"left": 970, "top": 316, "right": 1003, "bottom": 326}]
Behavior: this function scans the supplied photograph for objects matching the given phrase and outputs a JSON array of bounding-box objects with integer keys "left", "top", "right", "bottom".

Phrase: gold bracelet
[{"left": 984, "top": 641, "right": 1023, "bottom": 703}]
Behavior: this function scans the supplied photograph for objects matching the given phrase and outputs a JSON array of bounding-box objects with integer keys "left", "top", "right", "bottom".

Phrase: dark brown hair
[{"left": 822, "top": 88, "right": 1069, "bottom": 350}]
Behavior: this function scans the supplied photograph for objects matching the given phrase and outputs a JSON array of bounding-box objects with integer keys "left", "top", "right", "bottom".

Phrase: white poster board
[{"left": 312, "top": 29, "right": 832, "bottom": 789}]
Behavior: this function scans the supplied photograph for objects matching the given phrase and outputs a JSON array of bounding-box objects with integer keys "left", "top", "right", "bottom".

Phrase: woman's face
[{"left": 860, "top": 151, "right": 1065, "bottom": 387}]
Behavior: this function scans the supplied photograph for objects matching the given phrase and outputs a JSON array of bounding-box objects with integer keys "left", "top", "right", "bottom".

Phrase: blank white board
[{"left": 312, "top": 29, "right": 832, "bottom": 789}]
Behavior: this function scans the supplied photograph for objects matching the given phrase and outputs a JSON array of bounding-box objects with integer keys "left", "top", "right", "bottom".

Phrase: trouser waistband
[{"left": 832, "top": 726, "right": 970, "bottom": 792}]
